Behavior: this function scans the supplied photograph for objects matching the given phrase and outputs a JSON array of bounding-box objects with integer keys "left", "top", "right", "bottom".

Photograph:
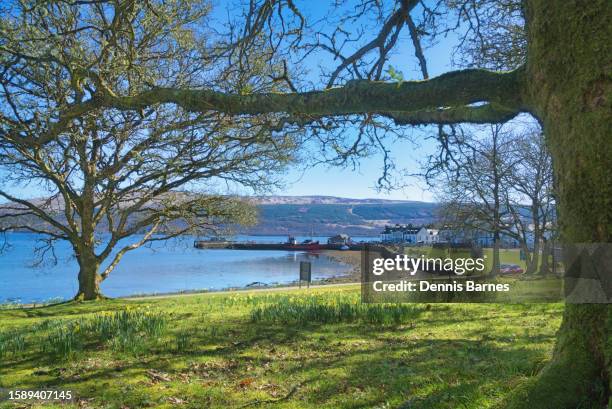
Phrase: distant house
[
  {"left": 327, "top": 234, "right": 351, "bottom": 245},
  {"left": 403, "top": 227, "right": 420, "bottom": 243},
  {"left": 437, "top": 226, "right": 520, "bottom": 248},
  {"left": 416, "top": 227, "right": 439, "bottom": 244},
  {"left": 380, "top": 224, "right": 420, "bottom": 244},
  {"left": 380, "top": 224, "right": 524, "bottom": 247},
  {"left": 473, "top": 231, "right": 495, "bottom": 247},
  {"left": 380, "top": 224, "right": 402, "bottom": 243},
  {"left": 521, "top": 222, "right": 555, "bottom": 250},
  {"left": 437, "top": 227, "right": 467, "bottom": 245}
]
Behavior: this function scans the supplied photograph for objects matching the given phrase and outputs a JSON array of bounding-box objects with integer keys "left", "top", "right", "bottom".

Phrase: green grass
[
  {"left": 1, "top": 309, "right": 168, "bottom": 360},
  {"left": 405, "top": 247, "right": 528, "bottom": 271},
  {"left": 0, "top": 286, "right": 563, "bottom": 408},
  {"left": 250, "top": 296, "right": 422, "bottom": 325},
  {"left": 484, "top": 248, "right": 527, "bottom": 270}
]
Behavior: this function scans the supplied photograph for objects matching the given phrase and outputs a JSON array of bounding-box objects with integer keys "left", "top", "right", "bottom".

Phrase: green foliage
[
  {"left": 387, "top": 65, "right": 405, "bottom": 87},
  {"left": 45, "top": 325, "right": 85, "bottom": 357}
]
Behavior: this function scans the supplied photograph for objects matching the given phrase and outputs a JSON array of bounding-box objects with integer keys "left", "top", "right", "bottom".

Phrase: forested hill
[
  {"left": 243, "top": 196, "right": 439, "bottom": 236},
  {"left": 0, "top": 195, "right": 439, "bottom": 237}
]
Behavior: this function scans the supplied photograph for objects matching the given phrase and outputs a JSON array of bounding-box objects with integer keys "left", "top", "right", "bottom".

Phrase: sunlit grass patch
[
  {"left": 0, "top": 308, "right": 168, "bottom": 360},
  {"left": 174, "top": 329, "right": 192, "bottom": 352},
  {"left": 250, "top": 296, "right": 423, "bottom": 325},
  {"left": 0, "top": 329, "right": 26, "bottom": 358},
  {"left": 0, "top": 286, "right": 564, "bottom": 409}
]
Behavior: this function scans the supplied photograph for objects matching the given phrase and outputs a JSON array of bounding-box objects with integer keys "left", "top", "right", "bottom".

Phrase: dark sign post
[{"left": 299, "top": 261, "right": 312, "bottom": 288}]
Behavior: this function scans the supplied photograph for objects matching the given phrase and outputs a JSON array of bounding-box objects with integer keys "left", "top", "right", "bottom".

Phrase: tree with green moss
[{"left": 1, "top": 0, "right": 610, "bottom": 406}]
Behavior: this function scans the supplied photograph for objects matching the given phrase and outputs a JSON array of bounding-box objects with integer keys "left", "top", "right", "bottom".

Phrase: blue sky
[
  {"left": 278, "top": 21, "right": 461, "bottom": 201},
  {"left": 198, "top": 0, "right": 465, "bottom": 201},
  {"left": 2, "top": 2, "right": 479, "bottom": 203}
]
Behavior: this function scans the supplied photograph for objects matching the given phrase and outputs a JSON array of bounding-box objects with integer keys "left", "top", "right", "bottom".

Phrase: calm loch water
[{"left": 0, "top": 233, "right": 371, "bottom": 304}]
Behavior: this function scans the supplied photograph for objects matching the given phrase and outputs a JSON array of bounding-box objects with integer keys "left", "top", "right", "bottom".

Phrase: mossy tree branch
[
  {"left": 91, "top": 67, "right": 527, "bottom": 125},
  {"left": 383, "top": 103, "right": 520, "bottom": 125}
]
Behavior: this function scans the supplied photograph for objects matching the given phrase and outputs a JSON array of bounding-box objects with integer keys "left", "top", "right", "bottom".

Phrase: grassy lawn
[
  {"left": 0, "top": 286, "right": 563, "bottom": 409},
  {"left": 405, "top": 247, "right": 527, "bottom": 270},
  {"left": 485, "top": 249, "right": 526, "bottom": 270}
]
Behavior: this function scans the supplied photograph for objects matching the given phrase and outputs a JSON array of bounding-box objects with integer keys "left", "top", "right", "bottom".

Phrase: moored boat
[{"left": 282, "top": 237, "right": 321, "bottom": 251}]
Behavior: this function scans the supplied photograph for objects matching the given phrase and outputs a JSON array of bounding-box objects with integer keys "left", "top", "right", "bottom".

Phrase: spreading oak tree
[{"left": 0, "top": 0, "right": 298, "bottom": 300}]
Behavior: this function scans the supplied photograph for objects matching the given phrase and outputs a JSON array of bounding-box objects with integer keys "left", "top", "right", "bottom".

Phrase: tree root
[
  {"left": 72, "top": 292, "right": 110, "bottom": 302},
  {"left": 500, "top": 304, "right": 610, "bottom": 409},
  {"left": 500, "top": 356, "right": 606, "bottom": 409}
]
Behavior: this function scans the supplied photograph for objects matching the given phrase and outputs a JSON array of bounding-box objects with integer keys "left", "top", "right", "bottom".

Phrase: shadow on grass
[
  {"left": 0, "top": 298, "right": 155, "bottom": 320},
  {"left": 0, "top": 302, "right": 560, "bottom": 409}
]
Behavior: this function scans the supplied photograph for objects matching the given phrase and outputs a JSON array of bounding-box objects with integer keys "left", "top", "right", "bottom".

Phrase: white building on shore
[
  {"left": 380, "top": 224, "right": 526, "bottom": 248},
  {"left": 437, "top": 226, "right": 521, "bottom": 248},
  {"left": 416, "top": 227, "right": 439, "bottom": 244},
  {"left": 380, "top": 225, "right": 439, "bottom": 244}
]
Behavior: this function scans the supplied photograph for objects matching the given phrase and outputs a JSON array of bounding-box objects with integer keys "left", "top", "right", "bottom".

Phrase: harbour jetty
[
  {"left": 193, "top": 240, "right": 366, "bottom": 251},
  {"left": 194, "top": 235, "right": 367, "bottom": 251}
]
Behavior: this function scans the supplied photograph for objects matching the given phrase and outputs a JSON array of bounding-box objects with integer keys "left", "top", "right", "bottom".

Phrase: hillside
[
  {"left": 0, "top": 195, "right": 439, "bottom": 237},
  {"left": 249, "top": 195, "right": 418, "bottom": 205},
  {"left": 243, "top": 197, "right": 439, "bottom": 236}
]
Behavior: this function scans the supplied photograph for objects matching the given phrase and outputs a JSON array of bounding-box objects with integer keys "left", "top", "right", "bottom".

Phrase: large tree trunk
[
  {"left": 505, "top": 1, "right": 611, "bottom": 407},
  {"left": 74, "top": 247, "right": 103, "bottom": 301},
  {"left": 76, "top": 265, "right": 102, "bottom": 301},
  {"left": 73, "top": 164, "right": 105, "bottom": 301}
]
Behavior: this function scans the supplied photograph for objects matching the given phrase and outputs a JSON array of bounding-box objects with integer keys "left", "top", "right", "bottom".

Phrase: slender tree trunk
[
  {"left": 538, "top": 238, "right": 550, "bottom": 276},
  {"left": 505, "top": 1, "right": 611, "bottom": 407},
  {"left": 527, "top": 208, "right": 541, "bottom": 274},
  {"left": 531, "top": 243, "right": 540, "bottom": 275},
  {"left": 523, "top": 241, "right": 539, "bottom": 275},
  {"left": 490, "top": 133, "right": 501, "bottom": 277},
  {"left": 490, "top": 230, "right": 500, "bottom": 276}
]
